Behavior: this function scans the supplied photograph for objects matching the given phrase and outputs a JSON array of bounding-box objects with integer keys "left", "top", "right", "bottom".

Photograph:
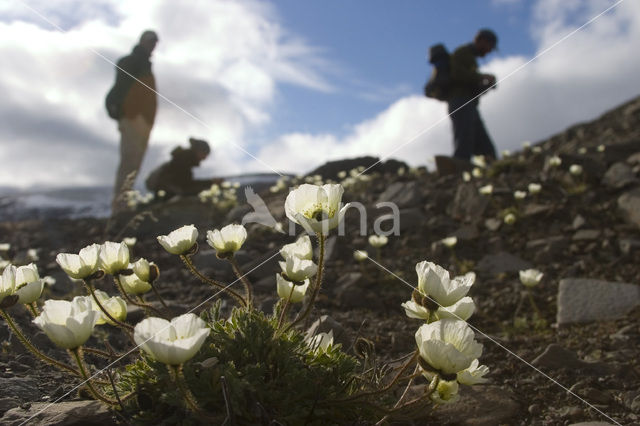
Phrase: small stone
[
  {"left": 618, "top": 188, "right": 640, "bottom": 229},
  {"left": 572, "top": 214, "right": 587, "bottom": 229},
  {"left": 484, "top": 218, "right": 501, "bottom": 231},
  {"left": 572, "top": 229, "right": 601, "bottom": 241},
  {"left": 562, "top": 406, "right": 583, "bottom": 420},
  {"left": 528, "top": 404, "right": 542, "bottom": 415}
]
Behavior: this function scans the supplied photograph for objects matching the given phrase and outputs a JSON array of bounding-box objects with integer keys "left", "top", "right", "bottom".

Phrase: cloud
[
  {"left": 253, "top": 0, "right": 640, "bottom": 174},
  {"left": 0, "top": 0, "right": 333, "bottom": 188}
]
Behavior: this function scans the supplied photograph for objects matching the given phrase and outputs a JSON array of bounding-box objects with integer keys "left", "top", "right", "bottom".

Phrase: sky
[{"left": 0, "top": 0, "right": 639, "bottom": 190}]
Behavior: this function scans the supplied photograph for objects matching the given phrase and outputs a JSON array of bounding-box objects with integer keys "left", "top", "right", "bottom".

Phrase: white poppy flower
[
  {"left": 33, "top": 297, "right": 100, "bottom": 349},
  {"left": 122, "top": 237, "right": 137, "bottom": 247},
  {"left": 415, "top": 319, "right": 483, "bottom": 375},
  {"left": 157, "top": 225, "right": 198, "bottom": 255},
  {"left": 56, "top": 243, "right": 100, "bottom": 280},
  {"left": 90, "top": 289, "right": 127, "bottom": 325},
  {"left": 401, "top": 299, "right": 430, "bottom": 320},
  {"left": 528, "top": 183, "right": 542, "bottom": 194},
  {"left": 441, "top": 237, "right": 457, "bottom": 248},
  {"left": 504, "top": 213, "right": 516, "bottom": 225},
  {"left": 14, "top": 263, "right": 44, "bottom": 304},
  {"left": 134, "top": 313, "right": 210, "bottom": 366},
  {"left": 0, "top": 264, "right": 17, "bottom": 300},
  {"left": 549, "top": 155, "right": 562, "bottom": 167},
  {"left": 284, "top": 184, "right": 351, "bottom": 235},
  {"left": 206, "top": 224, "right": 247, "bottom": 256},
  {"left": 368, "top": 234, "right": 388, "bottom": 248},
  {"left": 433, "top": 297, "right": 476, "bottom": 321},
  {"left": 519, "top": 269, "right": 543, "bottom": 287},
  {"left": 276, "top": 274, "right": 310, "bottom": 303},
  {"left": 280, "top": 235, "right": 313, "bottom": 261},
  {"left": 471, "top": 168, "right": 483, "bottom": 178},
  {"left": 353, "top": 250, "right": 368, "bottom": 262},
  {"left": 478, "top": 184, "right": 493, "bottom": 195},
  {"left": 132, "top": 258, "right": 153, "bottom": 283},
  {"left": 307, "top": 330, "right": 334, "bottom": 353},
  {"left": 462, "top": 171, "right": 471, "bottom": 182},
  {"left": 514, "top": 190, "right": 527, "bottom": 200},
  {"left": 279, "top": 256, "right": 317, "bottom": 282},
  {"left": 98, "top": 241, "right": 130, "bottom": 275},
  {"left": 456, "top": 359, "right": 490, "bottom": 385},
  {"left": 569, "top": 164, "right": 583, "bottom": 176},
  {"left": 430, "top": 379, "right": 460, "bottom": 404},
  {"left": 416, "top": 261, "right": 475, "bottom": 307}
]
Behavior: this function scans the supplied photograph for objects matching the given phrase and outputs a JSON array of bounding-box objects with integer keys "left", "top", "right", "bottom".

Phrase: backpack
[
  {"left": 424, "top": 43, "right": 450, "bottom": 101},
  {"left": 105, "top": 85, "right": 124, "bottom": 120}
]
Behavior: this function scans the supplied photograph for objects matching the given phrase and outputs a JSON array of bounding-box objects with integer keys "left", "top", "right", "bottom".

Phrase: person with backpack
[
  {"left": 447, "top": 29, "right": 498, "bottom": 162},
  {"left": 106, "top": 30, "right": 159, "bottom": 214}
]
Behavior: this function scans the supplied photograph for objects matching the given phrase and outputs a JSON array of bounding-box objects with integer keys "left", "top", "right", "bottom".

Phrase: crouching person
[{"left": 146, "top": 137, "right": 222, "bottom": 199}]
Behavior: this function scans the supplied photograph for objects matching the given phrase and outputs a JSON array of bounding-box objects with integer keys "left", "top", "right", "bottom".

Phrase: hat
[
  {"left": 189, "top": 137, "right": 210, "bottom": 155},
  {"left": 476, "top": 28, "right": 498, "bottom": 47},
  {"left": 140, "top": 30, "right": 159, "bottom": 43}
]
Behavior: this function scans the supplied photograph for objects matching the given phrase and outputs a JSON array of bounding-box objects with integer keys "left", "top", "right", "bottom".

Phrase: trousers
[
  {"left": 448, "top": 97, "right": 496, "bottom": 161},
  {"left": 112, "top": 115, "right": 152, "bottom": 212}
]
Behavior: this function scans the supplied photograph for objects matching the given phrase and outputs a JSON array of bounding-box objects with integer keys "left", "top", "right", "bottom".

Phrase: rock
[
  {"left": 531, "top": 344, "right": 612, "bottom": 374},
  {"left": 373, "top": 208, "right": 424, "bottom": 233},
  {"left": 306, "top": 156, "right": 408, "bottom": 181},
  {"left": 619, "top": 238, "right": 640, "bottom": 255},
  {"left": 557, "top": 278, "right": 640, "bottom": 325},
  {"left": 572, "top": 214, "right": 587, "bottom": 229},
  {"left": 376, "top": 181, "right": 421, "bottom": 209},
  {"left": 450, "top": 183, "right": 489, "bottom": 222},
  {"left": 430, "top": 385, "right": 520, "bottom": 426},
  {"left": 452, "top": 224, "right": 479, "bottom": 240},
  {"left": 572, "top": 229, "right": 601, "bottom": 241},
  {"left": 568, "top": 422, "right": 617, "bottom": 426},
  {"left": 602, "top": 162, "right": 637, "bottom": 188},
  {"left": 618, "top": 188, "right": 640, "bottom": 229},
  {"left": 522, "top": 203, "right": 553, "bottom": 217},
  {"left": 0, "top": 397, "right": 19, "bottom": 414},
  {"left": 0, "top": 377, "right": 41, "bottom": 401},
  {"left": 0, "top": 400, "right": 112, "bottom": 425},
  {"left": 476, "top": 251, "right": 532, "bottom": 274},
  {"left": 306, "top": 315, "right": 349, "bottom": 349}
]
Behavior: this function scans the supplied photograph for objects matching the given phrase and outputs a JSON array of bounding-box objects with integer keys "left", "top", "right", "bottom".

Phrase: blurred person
[
  {"left": 106, "top": 30, "right": 159, "bottom": 214},
  {"left": 447, "top": 28, "right": 498, "bottom": 161},
  {"left": 145, "top": 138, "right": 222, "bottom": 198}
]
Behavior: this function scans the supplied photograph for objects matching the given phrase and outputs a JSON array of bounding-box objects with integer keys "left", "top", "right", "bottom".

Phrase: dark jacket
[
  {"left": 448, "top": 43, "right": 484, "bottom": 101},
  {"left": 145, "top": 148, "right": 214, "bottom": 196},
  {"left": 106, "top": 45, "right": 157, "bottom": 124}
]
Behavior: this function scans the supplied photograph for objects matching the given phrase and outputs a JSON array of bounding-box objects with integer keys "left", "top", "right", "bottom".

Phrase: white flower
[
  {"left": 157, "top": 225, "right": 198, "bottom": 255},
  {"left": 276, "top": 274, "right": 309, "bottom": 303},
  {"left": 337, "top": 171, "right": 347, "bottom": 179},
  {"left": 528, "top": 183, "right": 542, "bottom": 194},
  {"left": 134, "top": 313, "right": 210, "bottom": 365},
  {"left": 132, "top": 258, "right": 153, "bottom": 283},
  {"left": 90, "top": 290, "right": 127, "bottom": 325},
  {"left": 280, "top": 235, "right": 313, "bottom": 261},
  {"left": 27, "top": 249, "right": 39, "bottom": 261},
  {"left": 578, "top": 147, "right": 587, "bottom": 155},
  {"left": 416, "top": 261, "right": 475, "bottom": 307},
  {"left": 279, "top": 256, "right": 317, "bottom": 282},
  {"left": 441, "top": 236, "right": 457, "bottom": 248},
  {"left": 456, "top": 359, "right": 489, "bottom": 385},
  {"left": 522, "top": 141, "right": 531, "bottom": 148},
  {"left": 478, "top": 184, "right": 493, "bottom": 195},
  {"left": 504, "top": 213, "right": 516, "bottom": 225},
  {"left": 401, "top": 299, "right": 430, "bottom": 320},
  {"left": 471, "top": 155, "right": 486, "bottom": 168},
  {"left": 519, "top": 269, "right": 543, "bottom": 287},
  {"left": 501, "top": 150, "right": 511, "bottom": 158},
  {"left": 14, "top": 263, "right": 44, "bottom": 304},
  {"left": 284, "top": 184, "right": 351, "bottom": 235},
  {"left": 462, "top": 171, "right": 471, "bottom": 182},
  {"left": 353, "top": 250, "right": 368, "bottom": 262},
  {"left": 514, "top": 190, "right": 527, "bottom": 200},
  {"left": 119, "top": 272, "right": 152, "bottom": 295},
  {"left": 206, "top": 224, "right": 247, "bottom": 256},
  {"left": 597, "top": 144, "right": 605, "bottom": 152},
  {"left": 471, "top": 168, "right": 483, "bottom": 178},
  {"left": 98, "top": 241, "right": 130, "bottom": 275},
  {"left": 307, "top": 330, "right": 334, "bottom": 353},
  {"left": 33, "top": 297, "right": 99, "bottom": 349},
  {"left": 0, "top": 243, "right": 10, "bottom": 251},
  {"left": 548, "top": 155, "right": 562, "bottom": 167},
  {"left": 56, "top": 243, "right": 100, "bottom": 280},
  {"left": 368, "top": 234, "right": 388, "bottom": 248},
  {"left": 0, "top": 264, "right": 17, "bottom": 300},
  {"left": 569, "top": 164, "right": 583, "bottom": 176},
  {"left": 122, "top": 237, "right": 137, "bottom": 247},
  {"left": 415, "top": 319, "right": 483, "bottom": 375},
  {"left": 532, "top": 146, "right": 542, "bottom": 154}
]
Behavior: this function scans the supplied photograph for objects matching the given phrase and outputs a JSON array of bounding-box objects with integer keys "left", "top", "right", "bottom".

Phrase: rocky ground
[{"left": 1, "top": 95, "right": 640, "bottom": 425}]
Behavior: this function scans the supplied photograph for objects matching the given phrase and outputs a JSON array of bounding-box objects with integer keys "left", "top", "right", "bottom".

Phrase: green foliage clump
[{"left": 115, "top": 305, "right": 377, "bottom": 425}]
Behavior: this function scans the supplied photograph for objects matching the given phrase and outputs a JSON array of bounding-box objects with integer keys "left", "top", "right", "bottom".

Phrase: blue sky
[{"left": 0, "top": 0, "right": 638, "bottom": 188}]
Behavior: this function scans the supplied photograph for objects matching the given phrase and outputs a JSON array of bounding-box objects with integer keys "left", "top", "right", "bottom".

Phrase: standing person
[
  {"left": 107, "top": 30, "right": 159, "bottom": 214},
  {"left": 447, "top": 29, "right": 498, "bottom": 162}
]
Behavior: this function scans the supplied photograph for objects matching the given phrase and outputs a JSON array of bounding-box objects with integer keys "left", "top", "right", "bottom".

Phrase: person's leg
[
  {"left": 449, "top": 99, "right": 475, "bottom": 160},
  {"left": 472, "top": 109, "right": 497, "bottom": 160},
  {"left": 112, "top": 116, "right": 152, "bottom": 212}
]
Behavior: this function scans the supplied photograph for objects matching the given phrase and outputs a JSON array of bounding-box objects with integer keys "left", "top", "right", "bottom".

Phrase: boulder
[
  {"left": 617, "top": 188, "right": 640, "bottom": 229},
  {"left": 1, "top": 400, "right": 112, "bottom": 426},
  {"left": 602, "top": 162, "right": 637, "bottom": 189},
  {"left": 476, "top": 251, "right": 532, "bottom": 274}
]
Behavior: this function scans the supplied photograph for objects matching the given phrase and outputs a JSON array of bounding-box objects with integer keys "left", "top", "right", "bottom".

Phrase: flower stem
[
  {"left": 170, "top": 365, "right": 204, "bottom": 415},
  {"left": 229, "top": 257, "right": 253, "bottom": 309},
  {"left": 27, "top": 302, "right": 39, "bottom": 318},
  {"left": 0, "top": 308, "right": 80, "bottom": 377},
  {"left": 526, "top": 288, "right": 543, "bottom": 320},
  {"left": 150, "top": 284, "right": 168, "bottom": 309},
  {"left": 180, "top": 255, "right": 246, "bottom": 307},
  {"left": 70, "top": 347, "right": 118, "bottom": 405},
  {"left": 284, "top": 233, "right": 325, "bottom": 332},
  {"left": 276, "top": 284, "right": 295, "bottom": 331}
]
